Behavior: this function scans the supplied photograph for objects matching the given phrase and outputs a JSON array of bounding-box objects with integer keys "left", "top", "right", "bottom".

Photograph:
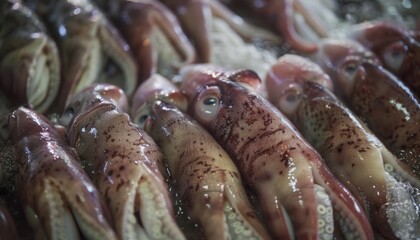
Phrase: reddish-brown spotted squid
[
  {"left": 266, "top": 54, "right": 420, "bottom": 239},
  {"left": 9, "top": 107, "right": 117, "bottom": 239},
  {"left": 60, "top": 84, "right": 186, "bottom": 240},
  {"left": 143, "top": 100, "right": 271, "bottom": 239},
  {"left": 129, "top": 74, "right": 271, "bottom": 239},
  {"left": 178, "top": 64, "right": 373, "bottom": 239},
  {"left": 312, "top": 39, "right": 420, "bottom": 180}
]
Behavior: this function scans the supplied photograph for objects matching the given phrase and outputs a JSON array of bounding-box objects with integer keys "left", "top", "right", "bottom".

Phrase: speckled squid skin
[
  {"left": 144, "top": 101, "right": 271, "bottom": 240},
  {"left": 348, "top": 63, "right": 420, "bottom": 177},
  {"left": 64, "top": 85, "right": 185, "bottom": 240},
  {"left": 302, "top": 82, "right": 420, "bottom": 239},
  {"left": 24, "top": 0, "right": 137, "bottom": 111},
  {"left": 266, "top": 55, "right": 420, "bottom": 239},
  {"left": 293, "top": 82, "right": 401, "bottom": 239},
  {"left": 315, "top": 40, "right": 420, "bottom": 178},
  {"left": 180, "top": 66, "right": 374, "bottom": 240},
  {"left": 9, "top": 107, "right": 117, "bottom": 240}
]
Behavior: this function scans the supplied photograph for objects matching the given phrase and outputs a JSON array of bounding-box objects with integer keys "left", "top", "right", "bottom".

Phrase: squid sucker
[
  {"left": 179, "top": 64, "right": 374, "bottom": 240},
  {"left": 9, "top": 106, "right": 117, "bottom": 240},
  {"left": 266, "top": 54, "right": 420, "bottom": 239},
  {"left": 143, "top": 100, "right": 271, "bottom": 240},
  {"left": 62, "top": 84, "right": 186, "bottom": 240}
]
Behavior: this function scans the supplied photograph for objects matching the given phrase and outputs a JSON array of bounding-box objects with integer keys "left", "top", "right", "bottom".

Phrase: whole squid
[
  {"left": 9, "top": 106, "right": 117, "bottom": 240},
  {"left": 266, "top": 54, "right": 420, "bottom": 239},
  {"left": 24, "top": 0, "right": 137, "bottom": 111},
  {"left": 94, "top": 0, "right": 195, "bottom": 83},
  {"left": 313, "top": 39, "right": 420, "bottom": 178},
  {"left": 348, "top": 21, "right": 420, "bottom": 96},
  {"left": 142, "top": 100, "right": 271, "bottom": 240},
  {"left": 179, "top": 64, "right": 374, "bottom": 239},
  {"left": 61, "top": 84, "right": 186, "bottom": 240},
  {"left": 0, "top": 0, "right": 60, "bottom": 113}
]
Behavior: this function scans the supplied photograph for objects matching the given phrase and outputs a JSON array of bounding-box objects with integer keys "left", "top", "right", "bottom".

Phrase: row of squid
[
  {"left": 1, "top": 0, "right": 419, "bottom": 114},
  {"left": 1, "top": 0, "right": 420, "bottom": 239},
  {"left": 1, "top": 55, "right": 420, "bottom": 239}
]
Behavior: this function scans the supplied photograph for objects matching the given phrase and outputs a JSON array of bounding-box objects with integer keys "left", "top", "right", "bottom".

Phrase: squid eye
[
  {"left": 133, "top": 105, "right": 151, "bottom": 129},
  {"left": 278, "top": 83, "right": 302, "bottom": 116},
  {"left": 382, "top": 41, "right": 406, "bottom": 72},
  {"left": 337, "top": 59, "right": 360, "bottom": 96},
  {"left": 341, "top": 61, "right": 358, "bottom": 79},
  {"left": 203, "top": 97, "right": 218, "bottom": 106},
  {"left": 194, "top": 86, "right": 221, "bottom": 126}
]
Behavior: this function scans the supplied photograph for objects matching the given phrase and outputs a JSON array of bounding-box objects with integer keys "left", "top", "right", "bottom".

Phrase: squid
[
  {"left": 60, "top": 84, "right": 186, "bottom": 240},
  {"left": 142, "top": 100, "right": 271, "bottom": 240},
  {"left": 348, "top": 21, "right": 420, "bottom": 96},
  {"left": 179, "top": 64, "right": 374, "bottom": 239},
  {"left": 94, "top": 0, "right": 196, "bottom": 83},
  {"left": 9, "top": 106, "right": 117, "bottom": 240},
  {"left": 0, "top": 0, "right": 60, "bottom": 113},
  {"left": 312, "top": 39, "right": 420, "bottom": 179},
  {"left": 24, "top": 0, "right": 137, "bottom": 111},
  {"left": 266, "top": 54, "right": 420, "bottom": 239}
]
